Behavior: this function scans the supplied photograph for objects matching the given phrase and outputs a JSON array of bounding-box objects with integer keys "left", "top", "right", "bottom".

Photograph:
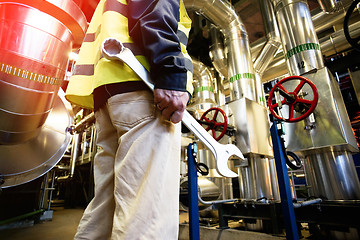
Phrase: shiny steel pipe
[
  {"left": 261, "top": 20, "right": 360, "bottom": 81},
  {"left": 318, "top": 0, "right": 343, "bottom": 13},
  {"left": 0, "top": 0, "right": 86, "bottom": 144},
  {"left": 179, "top": 176, "right": 221, "bottom": 209},
  {"left": 254, "top": 0, "right": 281, "bottom": 77},
  {"left": 250, "top": 6, "right": 347, "bottom": 60},
  {"left": 317, "top": 0, "right": 353, "bottom": 13},
  {"left": 311, "top": 7, "right": 347, "bottom": 33},
  {"left": 209, "top": 24, "right": 228, "bottom": 79},
  {"left": 272, "top": 0, "right": 324, "bottom": 76},
  {"left": 254, "top": 0, "right": 281, "bottom": 105},
  {"left": 184, "top": 0, "right": 256, "bottom": 101},
  {"left": 320, "top": 20, "right": 360, "bottom": 56},
  {"left": 191, "top": 59, "right": 217, "bottom": 110},
  {"left": 237, "top": 155, "right": 280, "bottom": 200},
  {"left": 293, "top": 198, "right": 322, "bottom": 208},
  {"left": 304, "top": 150, "right": 360, "bottom": 200}
]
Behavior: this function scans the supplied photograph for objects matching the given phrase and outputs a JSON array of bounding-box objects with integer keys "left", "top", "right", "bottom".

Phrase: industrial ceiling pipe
[
  {"left": 254, "top": 0, "right": 281, "bottom": 77},
  {"left": 261, "top": 20, "right": 360, "bottom": 81},
  {"left": 317, "top": 0, "right": 353, "bottom": 13},
  {"left": 254, "top": 0, "right": 282, "bottom": 105},
  {"left": 250, "top": 6, "right": 348, "bottom": 62},
  {"left": 184, "top": 0, "right": 256, "bottom": 102}
]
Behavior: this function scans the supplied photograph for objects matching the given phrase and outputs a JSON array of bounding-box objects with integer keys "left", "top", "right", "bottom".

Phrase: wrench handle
[
  {"left": 117, "top": 48, "right": 155, "bottom": 91},
  {"left": 101, "top": 37, "right": 155, "bottom": 90},
  {"left": 182, "top": 111, "right": 219, "bottom": 158}
]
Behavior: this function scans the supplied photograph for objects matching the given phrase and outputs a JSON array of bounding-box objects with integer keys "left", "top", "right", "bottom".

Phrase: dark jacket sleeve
[{"left": 127, "top": 0, "right": 188, "bottom": 92}]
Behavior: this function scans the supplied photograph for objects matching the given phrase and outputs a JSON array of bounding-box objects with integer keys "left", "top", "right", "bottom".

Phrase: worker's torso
[{"left": 65, "top": 0, "right": 192, "bottom": 109}]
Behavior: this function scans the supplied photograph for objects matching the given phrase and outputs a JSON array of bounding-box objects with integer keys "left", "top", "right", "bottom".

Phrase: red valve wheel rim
[
  {"left": 268, "top": 75, "right": 318, "bottom": 122},
  {"left": 200, "top": 107, "right": 228, "bottom": 141}
]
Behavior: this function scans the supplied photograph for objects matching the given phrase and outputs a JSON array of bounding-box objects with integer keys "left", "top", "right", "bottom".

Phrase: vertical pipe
[
  {"left": 184, "top": 0, "right": 256, "bottom": 101},
  {"left": 47, "top": 170, "right": 56, "bottom": 210},
  {"left": 254, "top": 0, "right": 282, "bottom": 77},
  {"left": 69, "top": 133, "right": 80, "bottom": 178},
  {"left": 304, "top": 150, "right": 360, "bottom": 200},
  {"left": 272, "top": 0, "right": 324, "bottom": 76},
  {"left": 272, "top": 0, "right": 360, "bottom": 201},
  {"left": 209, "top": 24, "right": 228, "bottom": 78},
  {"left": 191, "top": 59, "right": 217, "bottom": 110},
  {"left": 254, "top": 0, "right": 282, "bottom": 105},
  {"left": 39, "top": 173, "right": 49, "bottom": 209}
]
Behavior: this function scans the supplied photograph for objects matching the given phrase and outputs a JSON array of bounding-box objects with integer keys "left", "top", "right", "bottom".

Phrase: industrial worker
[{"left": 65, "top": 0, "right": 193, "bottom": 239}]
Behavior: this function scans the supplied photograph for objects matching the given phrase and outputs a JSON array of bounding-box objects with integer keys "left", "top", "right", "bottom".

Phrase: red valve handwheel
[
  {"left": 200, "top": 107, "right": 228, "bottom": 141},
  {"left": 268, "top": 75, "right": 318, "bottom": 122}
]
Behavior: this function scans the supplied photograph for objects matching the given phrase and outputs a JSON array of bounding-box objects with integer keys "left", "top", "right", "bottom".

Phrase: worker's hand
[{"left": 154, "top": 89, "right": 189, "bottom": 124}]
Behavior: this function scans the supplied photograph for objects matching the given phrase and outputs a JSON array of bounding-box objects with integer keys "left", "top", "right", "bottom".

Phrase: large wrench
[{"left": 101, "top": 37, "right": 243, "bottom": 177}]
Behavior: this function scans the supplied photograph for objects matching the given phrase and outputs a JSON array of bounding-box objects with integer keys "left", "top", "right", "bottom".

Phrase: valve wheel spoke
[
  {"left": 200, "top": 107, "right": 228, "bottom": 141},
  {"left": 294, "top": 80, "right": 306, "bottom": 94},
  {"left": 267, "top": 75, "right": 318, "bottom": 122}
]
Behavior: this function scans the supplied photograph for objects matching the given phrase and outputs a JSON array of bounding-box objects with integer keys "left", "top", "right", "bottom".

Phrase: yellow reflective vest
[{"left": 65, "top": 0, "right": 193, "bottom": 110}]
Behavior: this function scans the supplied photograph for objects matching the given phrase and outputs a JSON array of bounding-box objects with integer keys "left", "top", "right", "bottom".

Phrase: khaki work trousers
[{"left": 74, "top": 91, "right": 181, "bottom": 240}]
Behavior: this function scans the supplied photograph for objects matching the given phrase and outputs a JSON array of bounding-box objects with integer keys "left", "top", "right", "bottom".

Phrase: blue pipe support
[
  {"left": 187, "top": 143, "right": 200, "bottom": 240},
  {"left": 270, "top": 121, "right": 299, "bottom": 240}
]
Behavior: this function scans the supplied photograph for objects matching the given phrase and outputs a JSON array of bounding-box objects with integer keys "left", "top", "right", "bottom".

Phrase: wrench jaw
[
  {"left": 216, "top": 160, "right": 238, "bottom": 178},
  {"left": 215, "top": 144, "right": 244, "bottom": 178},
  {"left": 101, "top": 37, "right": 125, "bottom": 60},
  {"left": 226, "top": 144, "right": 245, "bottom": 161}
]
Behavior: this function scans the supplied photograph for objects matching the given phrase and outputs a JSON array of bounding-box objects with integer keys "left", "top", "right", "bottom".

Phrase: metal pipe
[
  {"left": 209, "top": 24, "right": 228, "bottom": 78},
  {"left": 237, "top": 155, "right": 280, "bottom": 201},
  {"left": 262, "top": 20, "right": 360, "bottom": 81},
  {"left": 254, "top": 0, "right": 281, "bottom": 77},
  {"left": 191, "top": 59, "right": 217, "bottom": 110},
  {"left": 198, "top": 192, "right": 237, "bottom": 205},
  {"left": 317, "top": 0, "right": 353, "bottom": 13},
  {"left": 69, "top": 134, "right": 80, "bottom": 178},
  {"left": 272, "top": 0, "right": 324, "bottom": 76},
  {"left": 57, "top": 133, "right": 80, "bottom": 182},
  {"left": 320, "top": 20, "right": 360, "bottom": 56},
  {"left": 251, "top": 6, "right": 347, "bottom": 59},
  {"left": 311, "top": 7, "right": 347, "bottom": 33},
  {"left": 261, "top": 3, "right": 360, "bottom": 81},
  {"left": 184, "top": 0, "right": 256, "bottom": 101},
  {"left": 304, "top": 150, "right": 360, "bottom": 200},
  {"left": 74, "top": 112, "right": 95, "bottom": 133},
  {"left": 47, "top": 170, "right": 56, "bottom": 210},
  {"left": 254, "top": 0, "right": 281, "bottom": 105},
  {"left": 271, "top": 0, "right": 360, "bottom": 201},
  {"left": 293, "top": 198, "right": 322, "bottom": 208},
  {"left": 39, "top": 173, "right": 49, "bottom": 209}
]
